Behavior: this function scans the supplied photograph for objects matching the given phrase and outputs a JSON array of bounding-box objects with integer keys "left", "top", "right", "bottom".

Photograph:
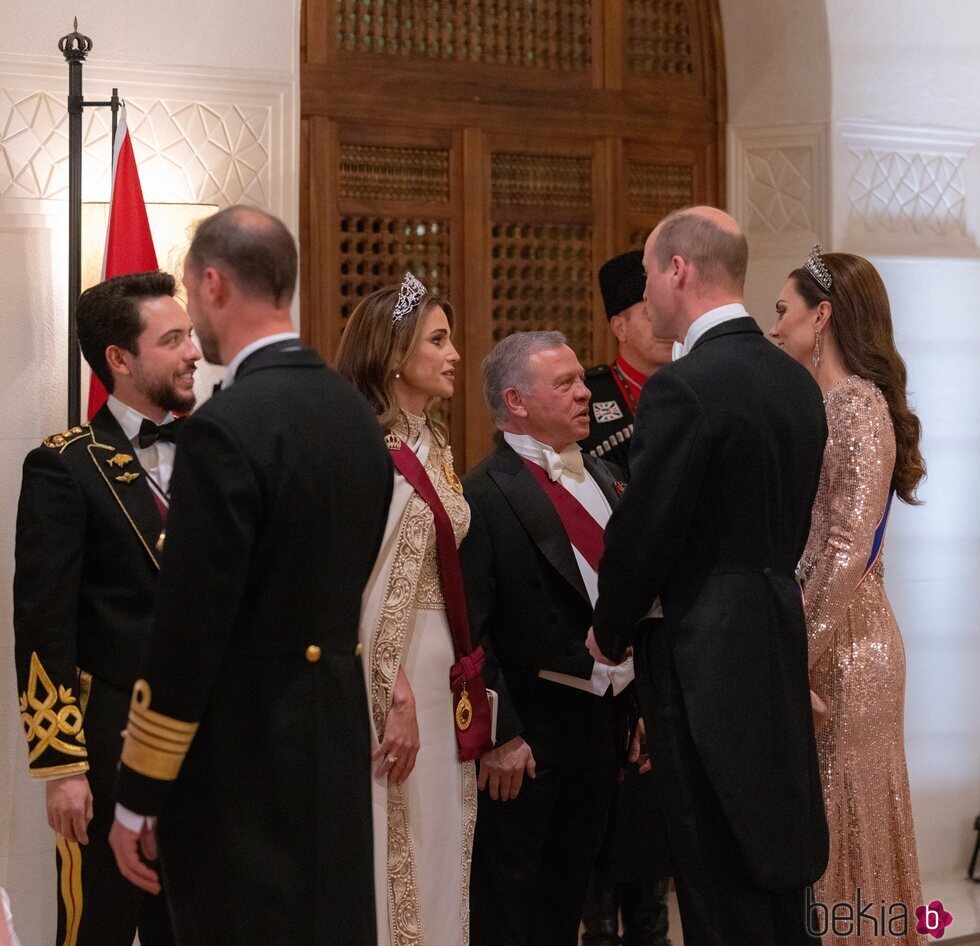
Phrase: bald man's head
[
  {"left": 187, "top": 204, "right": 297, "bottom": 307},
  {"left": 649, "top": 206, "right": 748, "bottom": 293}
]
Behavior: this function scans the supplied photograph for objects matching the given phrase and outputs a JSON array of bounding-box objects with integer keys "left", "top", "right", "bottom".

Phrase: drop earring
[{"left": 811, "top": 330, "right": 821, "bottom": 369}]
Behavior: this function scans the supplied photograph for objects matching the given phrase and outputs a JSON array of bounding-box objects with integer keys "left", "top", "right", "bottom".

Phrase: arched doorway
[{"left": 300, "top": 0, "right": 727, "bottom": 466}]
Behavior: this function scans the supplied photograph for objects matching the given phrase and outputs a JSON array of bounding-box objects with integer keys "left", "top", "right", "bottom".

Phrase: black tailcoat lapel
[{"left": 87, "top": 404, "right": 163, "bottom": 570}]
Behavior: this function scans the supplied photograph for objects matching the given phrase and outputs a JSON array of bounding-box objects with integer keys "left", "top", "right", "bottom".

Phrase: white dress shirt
[
  {"left": 106, "top": 395, "right": 176, "bottom": 504},
  {"left": 671, "top": 302, "right": 749, "bottom": 361},
  {"left": 503, "top": 432, "right": 634, "bottom": 696}
]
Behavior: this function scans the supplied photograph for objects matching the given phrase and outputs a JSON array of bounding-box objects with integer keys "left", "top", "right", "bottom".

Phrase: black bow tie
[{"left": 138, "top": 417, "right": 185, "bottom": 449}]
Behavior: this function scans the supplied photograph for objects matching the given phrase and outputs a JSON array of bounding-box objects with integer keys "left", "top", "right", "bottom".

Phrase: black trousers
[
  {"left": 470, "top": 684, "right": 618, "bottom": 946},
  {"left": 636, "top": 638, "right": 818, "bottom": 946},
  {"left": 55, "top": 677, "right": 172, "bottom": 946}
]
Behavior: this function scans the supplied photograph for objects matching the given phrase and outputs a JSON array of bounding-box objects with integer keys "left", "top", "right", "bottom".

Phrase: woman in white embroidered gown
[{"left": 336, "top": 274, "right": 476, "bottom": 946}]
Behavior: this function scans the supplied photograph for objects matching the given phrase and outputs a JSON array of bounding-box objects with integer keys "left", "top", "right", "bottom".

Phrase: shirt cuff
[{"left": 114, "top": 803, "right": 156, "bottom": 833}]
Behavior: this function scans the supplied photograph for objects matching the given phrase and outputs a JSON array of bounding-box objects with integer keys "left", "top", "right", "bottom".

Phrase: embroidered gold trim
[
  {"left": 459, "top": 761, "right": 477, "bottom": 945},
  {"left": 387, "top": 783, "right": 423, "bottom": 945},
  {"left": 120, "top": 680, "right": 198, "bottom": 781},
  {"left": 56, "top": 833, "right": 83, "bottom": 946},
  {"left": 19, "top": 653, "right": 87, "bottom": 765},
  {"left": 42, "top": 424, "right": 89, "bottom": 451},
  {"left": 30, "top": 761, "right": 90, "bottom": 779}
]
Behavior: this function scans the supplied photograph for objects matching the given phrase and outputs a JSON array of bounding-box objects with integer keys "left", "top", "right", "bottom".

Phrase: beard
[{"left": 140, "top": 373, "right": 197, "bottom": 414}]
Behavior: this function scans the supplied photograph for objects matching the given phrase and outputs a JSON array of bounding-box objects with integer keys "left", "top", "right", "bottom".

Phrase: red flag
[{"left": 87, "top": 104, "right": 158, "bottom": 419}]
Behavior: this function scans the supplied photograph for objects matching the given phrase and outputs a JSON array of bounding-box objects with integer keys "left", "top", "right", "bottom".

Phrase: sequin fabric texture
[{"left": 797, "top": 376, "right": 925, "bottom": 946}]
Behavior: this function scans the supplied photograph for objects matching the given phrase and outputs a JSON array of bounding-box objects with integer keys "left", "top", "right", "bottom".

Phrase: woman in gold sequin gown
[
  {"left": 337, "top": 278, "right": 477, "bottom": 946},
  {"left": 772, "top": 250, "right": 928, "bottom": 946}
]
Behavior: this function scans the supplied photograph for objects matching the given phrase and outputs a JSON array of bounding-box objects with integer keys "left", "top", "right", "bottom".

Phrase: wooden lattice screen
[{"left": 302, "top": 0, "right": 725, "bottom": 466}]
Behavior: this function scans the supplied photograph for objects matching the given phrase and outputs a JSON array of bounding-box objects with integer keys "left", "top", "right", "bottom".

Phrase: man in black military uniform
[
  {"left": 581, "top": 249, "right": 674, "bottom": 946},
  {"left": 580, "top": 250, "right": 674, "bottom": 476},
  {"left": 14, "top": 270, "right": 200, "bottom": 945},
  {"left": 109, "top": 206, "right": 392, "bottom": 945}
]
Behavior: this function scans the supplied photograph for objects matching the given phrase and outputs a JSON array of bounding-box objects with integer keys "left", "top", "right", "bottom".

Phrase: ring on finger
[{"left": 386, "top": 753, "right": 398, "bottom": 764}]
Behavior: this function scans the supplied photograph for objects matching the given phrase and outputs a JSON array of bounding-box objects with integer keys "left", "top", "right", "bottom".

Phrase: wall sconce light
[{"left": 81, "top": 202, "right": 219, "bottom": 300}]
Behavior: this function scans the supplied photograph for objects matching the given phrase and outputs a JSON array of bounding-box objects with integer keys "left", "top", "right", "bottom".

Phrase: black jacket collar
[
  {"left": 235, "top": 339, "right": 321, "bottom": 382},
  {"left": 690, "top": 316, "right": 762, "bottom": 353}
]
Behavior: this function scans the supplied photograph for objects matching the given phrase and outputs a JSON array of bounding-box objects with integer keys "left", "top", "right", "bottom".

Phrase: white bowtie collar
[{"left": 543, "top": 445, "right": 585, "bottom": 483}]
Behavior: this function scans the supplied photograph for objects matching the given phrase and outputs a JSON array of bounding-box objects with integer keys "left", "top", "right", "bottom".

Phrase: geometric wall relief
[
  {"left": 730, "top": 124, "right": 828, "bottom": 257},
  {"left": 744, "top": 147, "right": 813, "bottom": 234},
  {"left": 847, "top": 149, "right": 965, "bottom": 235},
  {"left": 1, "top": 89, "right": 271, "bottom": 208},
  {"left": 839, "top": 122, "right": 980, "bottom": 251}
]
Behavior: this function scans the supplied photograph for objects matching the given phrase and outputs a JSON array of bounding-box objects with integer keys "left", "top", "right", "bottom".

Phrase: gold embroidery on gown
[
  {"left": 798, "top": 376, "right": 925, "bottom": 946},
  {"left": 369, "top": 412, "right": 476, "bottom": 946}
]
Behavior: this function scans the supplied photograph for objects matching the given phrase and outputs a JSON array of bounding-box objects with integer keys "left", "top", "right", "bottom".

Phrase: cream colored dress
[
  {"left": 359, "top": 412, "right": 477, "bottom": 946},
  {"left": 798, "top": 376, "right": 925, "bottom": 946}
]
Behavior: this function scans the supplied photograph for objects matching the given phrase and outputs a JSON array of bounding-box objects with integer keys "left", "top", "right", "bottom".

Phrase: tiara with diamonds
[
  {"left": 391, "top": 272, "right": 427, "bottom": 322},
  {"left": 803, "top": 244, "right": 832, "bottom": 292}
]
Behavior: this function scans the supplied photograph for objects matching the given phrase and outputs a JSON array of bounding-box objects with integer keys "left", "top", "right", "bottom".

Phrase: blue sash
[{"left": 860, "top": 489, "right": 895, "bottom": 585}]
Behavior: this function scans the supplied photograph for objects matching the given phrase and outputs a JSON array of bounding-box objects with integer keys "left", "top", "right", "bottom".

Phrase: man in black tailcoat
[
  {"left": 109, "top": 206, "right": 392, "bottom": 945},
  {"left": 463, "top": 331, "right": 632, "bottom": 945},
  {"left": 14, "top": 270, "right": 200, "bottom": 945},
  {"left": 592, "top": 207, "right": 829, "bottom": 946}
]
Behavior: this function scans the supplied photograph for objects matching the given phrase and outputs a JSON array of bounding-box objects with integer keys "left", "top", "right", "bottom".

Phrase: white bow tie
[
  {"left": 672, "top": 340, "right": 686, "bottom": 362},
  {"left": 543, "top": 446, "right": 585, "bottom": 483}
]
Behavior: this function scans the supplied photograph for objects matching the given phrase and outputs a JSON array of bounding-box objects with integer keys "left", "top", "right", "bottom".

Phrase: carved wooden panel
[
  {"left": 334, "top": 0, "right": 592, "bottom": 71},
  {"left": 626, "top": 0, "right": 696, "bottom": 77},
  {"left": 339, "top": 143, "right": 450, "bottom": 202},
  {"left": 628, "top": 161, "right": 694, "bottom": 217},
  {"left": 490, "top": 222, "right": 593, "bottom": 364},
  {"left": 338, "top": 216, "right": 451, "bottom": 323},
  {"left": 492, "top": 153, "right": 592, "bottom": 208}
]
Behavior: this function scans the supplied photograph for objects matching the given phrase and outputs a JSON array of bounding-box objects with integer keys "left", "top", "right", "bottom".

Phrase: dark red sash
[
  {"left": 388, "top": 439, "right": 492, "bottom": 761},
  {"left": 520, "top": 457, "right": 605, "bottom": 570}
]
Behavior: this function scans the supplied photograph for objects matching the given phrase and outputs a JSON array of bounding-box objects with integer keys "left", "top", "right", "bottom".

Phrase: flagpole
[{"left": 58, "top": 20, "right": 120, "bottom": 427}]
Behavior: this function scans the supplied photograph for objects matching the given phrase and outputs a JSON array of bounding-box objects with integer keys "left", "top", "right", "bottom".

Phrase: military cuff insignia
[
  {"left": 19, "top": 652, "right": 89, "bottom": 774},
  {"left": 121, "top": 680, "right": 198, "bottom": 781}
]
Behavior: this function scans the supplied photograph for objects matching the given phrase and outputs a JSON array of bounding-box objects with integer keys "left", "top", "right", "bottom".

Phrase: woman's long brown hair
[
  {"left": 335, "top": 283, "right": 455, "bottom": 445},
  {"left": 790, "top": 253, "right": 926, "bottom": 504}
]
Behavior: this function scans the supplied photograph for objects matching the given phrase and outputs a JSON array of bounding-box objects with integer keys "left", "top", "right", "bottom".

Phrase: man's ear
[
  {"left": 609, "top": 314, "right": 627, "bottom": 344},
  {"left": 201, "top": 266, "right": 228, "bottom": 306},
  {"left": 671, "top": 254, "right": 688, "bottom": 288},
  {"left": 104, "top": 344, "right": 132, "bottom": 379},
  {"left": 502, "top": 387, "right": 528, "bottom": 419}
]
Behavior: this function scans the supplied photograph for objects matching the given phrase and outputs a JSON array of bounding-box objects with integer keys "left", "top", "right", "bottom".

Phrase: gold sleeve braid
[
  {"left": 797, "top": 377, "right": 896, "bottom": 670},
  {"left": 19, "top": 652, "right": 90, "bottom": 778},
  {"left": 120, "top": 680, "right": 199, "bottom": 781}
]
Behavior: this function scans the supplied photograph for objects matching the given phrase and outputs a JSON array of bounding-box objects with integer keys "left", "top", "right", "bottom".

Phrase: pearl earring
[{"left": 394, "top": 372, "right": 401, "bottom": 379}]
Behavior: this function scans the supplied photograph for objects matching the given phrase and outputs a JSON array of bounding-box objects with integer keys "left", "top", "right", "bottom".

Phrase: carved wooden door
[{"left": 302, "top": 0, "right": 725, "bottom": 466}]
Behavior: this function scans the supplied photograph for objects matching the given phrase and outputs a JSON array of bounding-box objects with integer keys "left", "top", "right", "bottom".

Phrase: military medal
[
  {"left": 107, "top": 452, "right": 133, "bottom": 468},
  {"left": 384, "top": 431, "right": 402, "bottom": 451},
  {"left": 114, "top": 472, "right": 140, "bottom": 484},
  {"left": 593, "top": 400, "right": 624, "bottom": 423}
]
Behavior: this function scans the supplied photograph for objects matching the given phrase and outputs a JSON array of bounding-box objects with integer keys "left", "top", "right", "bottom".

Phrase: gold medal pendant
[
  {"left": 455, "top": 683, "right": 473, "bottom": 731},
  {"left": 443, "top": 459, "right": 463, "bottom": 495}
]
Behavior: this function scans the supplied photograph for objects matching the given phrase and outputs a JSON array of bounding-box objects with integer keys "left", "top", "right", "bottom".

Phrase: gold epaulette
[
  {"left": 19, "top": 652, "right": 90, "bottom": 778},
  {"left": 121, "top": 680, "right": 198, "bottom": 781},
  {"left": 42, "top": 424, "right": 90, "bottom": 450}
]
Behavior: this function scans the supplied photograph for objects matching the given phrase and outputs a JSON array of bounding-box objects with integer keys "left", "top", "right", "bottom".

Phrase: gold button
[
  {"left": 305, "top": 645, "right": 321, "bottom": 663},
  {"left": 354, "top": 643, "right": 363, "bottom": 657}
]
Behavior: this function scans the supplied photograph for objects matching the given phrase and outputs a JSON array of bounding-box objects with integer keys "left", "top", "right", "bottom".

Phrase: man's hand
[
  {"left": 45, "top": 773, "right": 93, "bottom": 844},
  {"left": 628, "top": 717, "right": 652, "bottom": 775},
  {"left": 477, "top": 736, "right": 536, "bottom": 801},
  {"left": 586, "top": 627, "right": 617, "bottom": 667},
  {"left": 108, "top": 819, "right": 161, "bottom": 894}
]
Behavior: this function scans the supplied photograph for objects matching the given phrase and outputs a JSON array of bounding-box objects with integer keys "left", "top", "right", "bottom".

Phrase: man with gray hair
[{"left": 462, "top": 331, "right": 631, "bottom": 945}]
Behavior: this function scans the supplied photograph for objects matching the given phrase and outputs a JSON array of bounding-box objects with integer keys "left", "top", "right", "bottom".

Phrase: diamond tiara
[
  {"left": 392, "top": 272, "right": 427, "bottom": 322},
  {"left": 803, "top": 244, "right": 832, "bottom": 292}
]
